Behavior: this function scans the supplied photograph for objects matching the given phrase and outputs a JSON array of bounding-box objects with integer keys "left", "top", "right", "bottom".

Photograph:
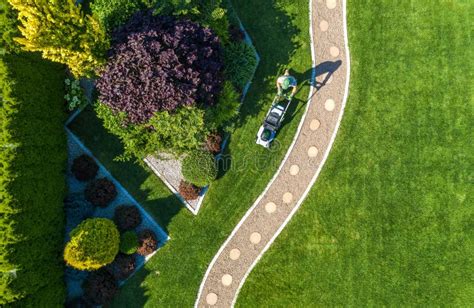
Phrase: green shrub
[
  {"left": 64, "top": 218, "right": 120, "bottom": 271},
  {"left": 96, "top": 103, "right": 208, "bottom": 160},
  {"left": 0, "top": 52, "right": 66, "bottom": 305},
  {"left": 91, "top": 0, "right": 145, "bottom": 32},
  {"left": 120, "top": 231, "right": 139, "bottom": 255},
  {"left": 182, "top": 150, "right": 217, "bottom": 187},
  {"left": 223, "top": 42, "right": 258, "bottom": 89},
  {"left": 205, "top": 81, "right": 240, "bottom": 131}
]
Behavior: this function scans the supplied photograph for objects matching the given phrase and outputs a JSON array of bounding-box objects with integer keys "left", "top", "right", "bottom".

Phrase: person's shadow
[
  {"left": 281, "top": 59, "right": 342, "bottom": 122},
  {"left": 313, "top": 60, "right": 342, "bottom": 91}
]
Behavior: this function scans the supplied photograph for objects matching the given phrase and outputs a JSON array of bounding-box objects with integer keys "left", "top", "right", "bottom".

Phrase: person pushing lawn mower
[
  {"left": 256, "top": 69, "right": 298, "bottom": 148},
  {"left": 276, "top": 69, "right": 298, "bottom": 99}
]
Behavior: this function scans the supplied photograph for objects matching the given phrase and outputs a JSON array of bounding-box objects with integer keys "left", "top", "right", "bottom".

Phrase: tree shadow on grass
[{"left": 232, "top": 0, "right": 303, "bottom": 130}]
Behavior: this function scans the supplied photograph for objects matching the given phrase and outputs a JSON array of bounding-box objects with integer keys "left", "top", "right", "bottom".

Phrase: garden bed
[
  {"left": 65, "top": 129, "right": 169, "bottom": 301},
  {"left": 144, "top": 9, "right": 260, "bottom": 215}
]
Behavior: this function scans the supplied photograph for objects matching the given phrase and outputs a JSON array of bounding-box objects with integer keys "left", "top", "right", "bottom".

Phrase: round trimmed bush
[
  {"left": 137, "top": 229, "right": 158, "bottom": 256},
  {"left": 97, "top": 11, "right": 224, "bottom": 124},
  {"left": 113, "top": 205, "right": 142, "bottom": 231},
  {"left": 83, "top": 269, "right": 118, "bottom": 305},
  {"left": 182, "top": 150, "right": 217, "bottom": 187},
  {"left": 85, "top": 178, "right": 117, "bottom": 207},
  {"left": 120, "top": 231, "right": 138, "bottom": 255},
  {"left": 64, "top": 218, "right": 120, "bottom": 270},
  {"left": 110, "top": 253, "right": 136, "bottom": 280},
  {"left": 178, "top": 180, "right": 200, "bottom": 201},
  {"left": 71, "top": 154, "right": 98, "bottom": 181}
]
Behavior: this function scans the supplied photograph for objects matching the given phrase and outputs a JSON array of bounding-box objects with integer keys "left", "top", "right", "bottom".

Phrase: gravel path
[{"left": 195, "top": 0, "right": 350, "bottom": 306}]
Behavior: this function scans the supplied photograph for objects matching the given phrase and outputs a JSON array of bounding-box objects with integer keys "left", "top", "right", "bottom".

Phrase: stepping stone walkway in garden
[{"left": 196, "top": 0, "right": 350, "bottom": 306}]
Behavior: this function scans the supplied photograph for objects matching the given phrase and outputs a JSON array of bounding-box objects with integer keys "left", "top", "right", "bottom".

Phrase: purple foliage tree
[{"left": 97, "top": 11, "right": 224, "bottom": 124}]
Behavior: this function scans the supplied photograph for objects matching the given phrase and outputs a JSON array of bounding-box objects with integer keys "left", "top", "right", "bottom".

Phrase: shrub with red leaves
[
  {"left": 83, "top": 269, "right": 118, "bottom": 305},
  {"left": 71, "top": 154, "right": 98, "bottom": 181},
  {"left": 178, "top": 180, "right": 201, "bottom": 201},
  {"left": 85, "top": 178, "right": 117, "bottom": 207},
  {"left": 97, "top": 11, "right": 224, "bottom": 124},
  {"left": 205, "top": 132, "right": 223, "bottom": 154},
  {"left": 113, "top": 205, "right": 142, "bottom": 231},
  {"left": 109, "top": 254, "right": 136, "bottom": 280},
  {"left": 137, "top": 229, "right": 158, "bottom": 256}
]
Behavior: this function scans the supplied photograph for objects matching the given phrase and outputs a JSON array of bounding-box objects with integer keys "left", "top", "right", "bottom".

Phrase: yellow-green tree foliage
[
  {"left": 8, "top": 0, "right": 109, "bottom": 77},
  {"left": 64, "top": 218, "right": 120, "bottom": 271}
]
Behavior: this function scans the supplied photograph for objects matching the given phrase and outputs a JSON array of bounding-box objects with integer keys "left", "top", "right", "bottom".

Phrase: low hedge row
[{"left": 0, "top": 52, "right": 67, "bottom": 305}]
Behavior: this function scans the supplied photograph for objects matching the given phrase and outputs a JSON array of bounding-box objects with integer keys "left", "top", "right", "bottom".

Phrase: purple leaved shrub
[{"left": 97, "top": 11, "right": 224, "bottom": 124}]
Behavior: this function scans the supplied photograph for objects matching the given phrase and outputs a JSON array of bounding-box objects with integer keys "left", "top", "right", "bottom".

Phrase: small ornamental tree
[
  {"left": 97, "top": 11, "right": 224, "bottom": 124},
  {"left": 64, "top": 218, "right": 120, "bottom": 270},
  {"left": 205, "top": 132, "right": 223, "bottom": 154},
  {"left": 178, "top": 180, "right": 201, "bottom": 201},
  {"left": 114, "top": 205, "right": 142, "bottom": 231},
  {"left": 120, "top": 231, "right": 138, "bottom": 255},
  {"left": 223, "top": 42, "right": 257, "bottom": 89},
  {"left": 8, "top": 0, "right": 108, "bottom": 77},
  {"left": 182, "top": 150, "right": 217, "bottom": 187},
  {"left": 71, "top": 154, "right": 98, "bottom": 181},
  {"left": 83, "top": 269, "right": 118, "bottom": 305},
  {"left": 85, "top": 178, "right": 117, "bottom": 207},
  {"left": 137, "top": 229, "right": 158, "bottom": 256}
]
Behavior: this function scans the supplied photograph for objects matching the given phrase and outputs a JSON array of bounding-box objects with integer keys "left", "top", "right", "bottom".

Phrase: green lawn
[
  {"left": 237, "top": 0, "right": 473, "bottom": 306},
  {"left": 69, "top": 0, "right": 312, "bottom": 306}
]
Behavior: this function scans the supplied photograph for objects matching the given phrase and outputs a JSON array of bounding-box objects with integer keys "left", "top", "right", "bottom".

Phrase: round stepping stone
[
  {"left": 319, "top": 20, "right": 329, "bottom": 32},
  {"left": 289, "top": 165, "right": 300, "bottom": 175},
  {"left": 229, "top": 248, "right": 240, "bottom": 260},
  {"left": 330, "top": 46, "right": 340, "bottom": 58},
  {"left": 308, "top": 146, "right": 319, "bottom": 158},
  {"left": 282, "top": 192, "right": 293, "bottom": 203},
  {"left": 325, "top": 99, "right": 335, "bottom": 111},
  {"left": 221, "top": 274, "right": 233, "bottom": 286},
  {"left": 206, "top": 293, "right": 218, "bottom": 306},
  {"left": 265, "top": 202, "right": 276, "bottom": 214},
  {"left": 250, "top": 232, "right": 261, "bottom": 244},
  {"left": 326, "top": 0, "right": 337, "bottom": 9},
  {"left": 310, "top": 119, "right": 320, "bottom": 131}
]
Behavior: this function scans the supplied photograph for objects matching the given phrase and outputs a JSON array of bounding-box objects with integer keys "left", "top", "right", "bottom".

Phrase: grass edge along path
[
  {"left": 68, "top": 0, "right": 312, "bottom": 306},
  {"left": 236, "top": 0, "right": 474, "bottom": 306}
]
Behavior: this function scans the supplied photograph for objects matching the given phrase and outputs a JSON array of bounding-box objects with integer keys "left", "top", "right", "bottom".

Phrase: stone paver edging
[{"left": 195, "top": 0, "right": 350, "bottom": 306}]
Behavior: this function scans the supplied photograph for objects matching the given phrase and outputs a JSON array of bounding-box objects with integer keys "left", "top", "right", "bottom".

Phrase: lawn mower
[{"left": 255, "top": 94, "right": 293, "bottom": 148}]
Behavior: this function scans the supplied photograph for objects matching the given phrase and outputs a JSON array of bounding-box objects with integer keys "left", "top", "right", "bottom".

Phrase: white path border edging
[{"left": 195, "top": 0, "right": 351, "bottom": 306}]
